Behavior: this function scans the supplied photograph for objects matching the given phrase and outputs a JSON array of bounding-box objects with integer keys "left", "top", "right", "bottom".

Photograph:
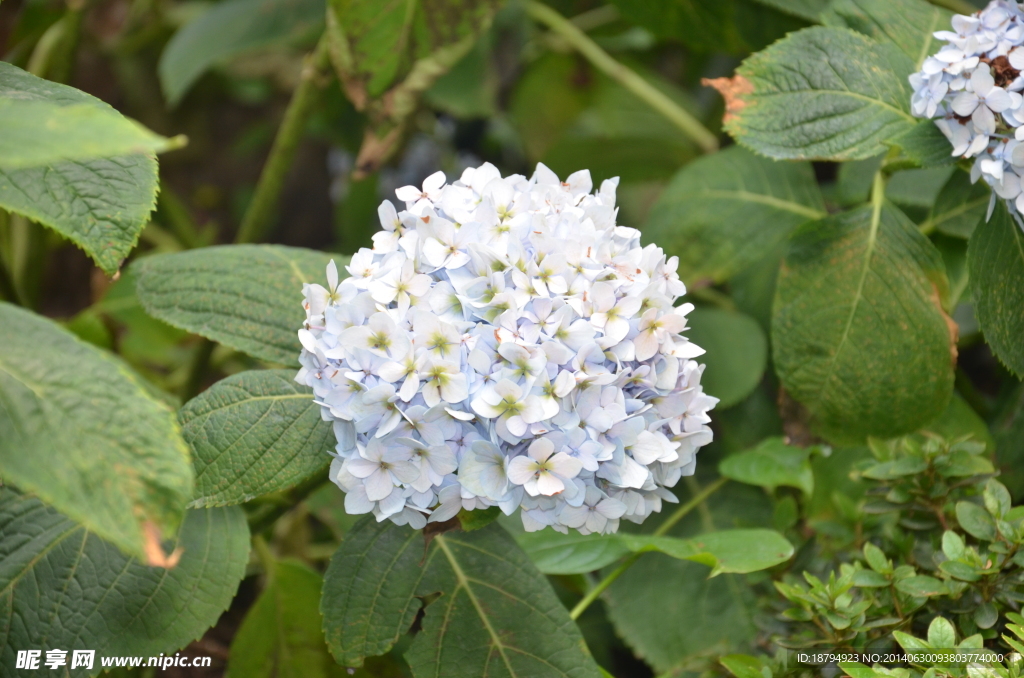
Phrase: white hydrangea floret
[
  {"left": 295, "top": 162, "right": 718, "bottom": 534},
  {"left": 909, "top": 0, "right": 1024, "bottom": 225}
]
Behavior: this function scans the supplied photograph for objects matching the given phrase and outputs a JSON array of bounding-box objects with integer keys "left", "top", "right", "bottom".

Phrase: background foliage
[{"left": 3, "top": 0, "right": 1024, "bottom": 675}]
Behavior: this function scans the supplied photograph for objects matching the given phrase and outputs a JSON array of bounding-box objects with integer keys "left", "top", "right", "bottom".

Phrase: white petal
[{"left": 507, "top": 456, "right": 538, "bottom": 485}]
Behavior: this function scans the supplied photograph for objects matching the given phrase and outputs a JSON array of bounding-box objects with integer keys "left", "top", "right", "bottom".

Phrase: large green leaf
[
  {"left": 749, "top": 0, "right": 828, "bottom": 22},
  {"left": 968, "top": 201, "right": 1024, "bottom": 377},
  {"left": 0, "top": 302, "right": 192, "bottom": 562},
  {"left": 0, "top": 100, "right": 172, "bottom": 169},
  {"left": 604, "top": 481, "right": 773, "bottom": 674},
  {"left": 181, "top": 369, "right": 334, "bottom": 507},
  {"left": 512, "top": 527, "right": 793, "bottom": 576},
  {"left": 685, "top": 308, "right": 768, "bottom": 408},
  {"left": 159, "top": 0, "right": 325, "bottom": 105},
  {"left": 719, "top": 437, "right": 815, "bottom": 495},
  {"left": 608, "top": 0, "right": 740, "bottom": 52},
  {"left": 643, "top": 146, "right": 825, "bottom": 284},
  {"left": 720, "top": 26, "right": 916, "bottom": 161},
  {"left": 132, "top": 245, "right": 338, "bottom": 365},
  {"left": 772, "top": 202, "right": 955, "bottom": 441},
  {"left": 226, "top": 559, "right": 343, "bottom": 678},
  {"left": 321, "top": 518, "right": 601, "bottom": 677},
  {"left": 0, "top": 62, "right": 160, "bottom": 274},
  {"left": 886, "top": 120, "right": 959, "bottom": 169},
  {"left": 822, "top": 0, "right": 951, "bottom": 69},
  {"left": 0, "top": 488, "right": 250, "bottom": 677},
  {"left": 327, "top": 0, "right": 501, "bottom": 103},
  {"left": 924, "top": 171, "right": 990, "bottom": 239}
]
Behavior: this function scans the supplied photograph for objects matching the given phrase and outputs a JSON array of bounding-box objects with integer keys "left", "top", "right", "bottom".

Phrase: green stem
[
  {"left": 235, "top": 34, "right": 332, "bottom": 244},
  {"left": 525, "top": 1, "right": 719, "bottom": 154},
  {"left": 569, "top": 476, "right": 729, "bottom": 620},
  {"left": 11, "top": 215, "right": 46, "bottom": 309},
  {"left": 924, "top": 0, "right": 978, "bottom": 16},
  {"left": 0, "top": 254, "right": 24, "bottom": 306},
  {"left": 252, "top": 534, "right": 277, "bottom": 579},
  {"left": 158, "top": 184, "right": 205, "bottom": 249}
]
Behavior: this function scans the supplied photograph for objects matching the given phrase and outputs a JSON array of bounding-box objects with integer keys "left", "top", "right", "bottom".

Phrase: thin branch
[
  {"left": 235, "top": 34, "right": 332, "bottom": 244},
  {"left": 525, "top": 1, "right": 719, "bottom": 154},
  {"left": 569, "top": 476, "right": 729, "bottom": 620}
]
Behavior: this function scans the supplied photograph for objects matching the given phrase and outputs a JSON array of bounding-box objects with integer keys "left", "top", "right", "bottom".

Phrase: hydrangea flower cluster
[
  {"left": 910, "top": 0, "right": 1024, "bottom": 221},
  {"left": 295, "top": 162, "right": 717, "bottom": 534}
]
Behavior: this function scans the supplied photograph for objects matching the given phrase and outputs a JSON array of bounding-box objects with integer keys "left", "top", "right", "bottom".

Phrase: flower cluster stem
[
  {"left": 235, "top": 33, "right": 332, "bottom": 244},
  {"left": 569, "top": 476, "right": 729, "bottom": 620},
  {"left": 525, "top": 1, "right": 719, "bottom": 154}
]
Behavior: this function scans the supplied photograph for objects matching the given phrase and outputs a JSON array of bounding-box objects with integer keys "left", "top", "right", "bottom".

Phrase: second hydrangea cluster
[
  {"left": 910, "top": 0, "right": 1024, "bottom": 220},
  {"left": 295, "top": 162, "right": 717, "bottom": 534}
]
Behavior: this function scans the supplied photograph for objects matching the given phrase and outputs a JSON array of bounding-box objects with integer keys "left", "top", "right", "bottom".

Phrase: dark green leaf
[
  {"left": 514, "top": 528, "right": 793, "bottom": 576},
  {"left": 885, "top": 121, "right": 959, "bottom": 168},
  {"left": 967, "top": 201, "right": 1024, "bottom": 377},
  {"left": 894, "top": 575, "right": 948, "bottom": 597},
  {"left": 642, "top": 146, "right": 825, "bottom": 284},
  {"left": 956, "top": 501, "right": 996, "bottom": 541},
  {"left": 686, "top": 308, "right": 768, "bottom": 408},
  {"left": 721, "top": 27, "right": 916, "bottom": 161},
  {"left": 772, "top": 202, "right": 955, "bottom": 441},
  {"left": 457, "top": 505, "right": 501, "bottom": 531},
  {"left": 132, "top": 245, "right": 338, "bottom": 365},
  {"left": 862, "top": 457, "right": 928, "bottom": 480},
  {"left": 721, "top": 654, "right": 770, "bottom": 678},
  {"left": 226, "top": 560, "right": 343, "bottom": 678},
  {"left": 0, "top": 62, "right": 159, "bottom": 274},
  {"left": 720, "top": 437, "right": 814, "bottom": 495},
  {"left": 863, "top": 542, "right": 892, "bottom": 574},
  {"left": 159, "top": 0, "right": 325, "bottom": 105},
  {"left": 327, "top": 0, "right": 501, "bottom": 104},
  {"left": 924, "top": 170, "right": 990, "bottom": 238},
  {"left": 984, "top": 479, "right": 1011, "bottom": 519},
  {"left": 0, "top": 488, "right": 249, "bottom": 674},
  {"left": 886, "top": 167, "right": 954, "bottom": 209},
  {"left": 0, "top": 302, "right": 192, "bottom": 562},
  {"left": 749, "top": 0, "right": 827, "bottom": 22},
  {"left": 893, "top": 630, "right": 931, "bottom": 651},
  {"left": 321, "top": 516, "right": 424, "bottom": 667},
  {"left": 608, "top": 0, "right": 740, "bottom": 52},
  {"left": 927, "top": 617, "right": 956, "bottom": 649},
  {"left": 0, "top": 99, "right": 173, "bottom": 169},
  {"left": 181, "top": 369, "right": 333, "bottom": 507},
  {"left": 939, "top": 560, "right": 981, "bottom": 582},
  {"left": 321, "top": 518, "right": 600, "bottom": 676},
  {"left": 852, "top": 569, "right": 890, "bottom": 587},
  {"left": 511, "top": 529, "right": 631, "bottom": 574},
  {"left": 604, "top": 482, "right": 772, "bottom": 673},
  {"left": 841, "top": 662, "right": 880, "bottom": 678},
  {"left": 821, "top": 0, "right": 952, "bottom": 68}
]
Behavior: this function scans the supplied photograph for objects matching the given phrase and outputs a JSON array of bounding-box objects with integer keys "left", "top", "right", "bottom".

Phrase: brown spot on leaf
[
  {"left": 143, "top": 521, "right": 183, "bottom": 568},
  {"left": 703, "top": 76, "right": 754, "bottom": 124}
]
